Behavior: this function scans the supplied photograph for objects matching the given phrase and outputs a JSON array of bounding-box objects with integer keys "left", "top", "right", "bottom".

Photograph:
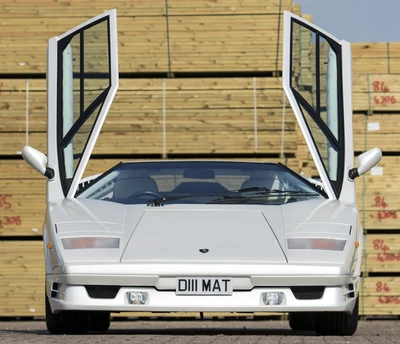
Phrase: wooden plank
[
  {"left": 169, "top": 15, "right": 283, "bottom": 72},
  {"left": 0, "top": 77, "right": 293, "bottom": 133},
  {"left": 0, "top": 76, "right": 295, "bottom": 156},
  {"left": 0, "top": 10, "right": 286, "bottom": 73},
  {"left": 0, "top": 131, "right": 295, "bottom": 155},
  {"left": 0, "top": 0, "right": 291, "bottom": 17},
  {"left": 0, "top": 241, "right": 45, "bottom": 316},
  {"left": 167, "top": 0, "right": 291, "bottom": 15},
  {"left": 360, "top": 277, "right": 400, "bottom": 315},
  {"left": 0, "top": 0, "right": 166, "bottom": 17},
  {"left": 364, "top": 234, "right": 400, "bottom": 273}
]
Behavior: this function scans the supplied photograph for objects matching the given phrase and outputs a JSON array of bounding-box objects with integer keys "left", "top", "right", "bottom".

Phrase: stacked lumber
[
  {"left": 360, "top": 235, "right": 400, "bottom": 315},
  {"left": 0, "top": 16, "right": 169, "bottom": 74},
  {"left": 361, "top": 276, "right": 400, "bottom": 315},
  {"left": 0, "top": 77, "right": 297, "bottom": 155},
  {"left": 352, "top": 43, "right": 400, "bottom": 75},
  {"left": 1, "top": 0, "right": 400, "bottom": 318},
  {"left": 353, "top": 74, "right": 400, "bottom": 113},
  {"left": 168, "top": 15, "right": 285, "bottom": 72},
  {"left": 0, "top": 0, "right": 290, "bottom": 74},
  {"left": 0, "top": 241, "right": 44, "bottom": 316}
]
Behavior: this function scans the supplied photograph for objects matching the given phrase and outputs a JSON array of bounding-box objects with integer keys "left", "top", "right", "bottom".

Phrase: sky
[{"left": 295, "top": 0, "right": 400, "bottom": 43}]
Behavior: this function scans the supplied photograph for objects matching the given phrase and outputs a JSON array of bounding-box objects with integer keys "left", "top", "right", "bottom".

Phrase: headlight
[
  {"left": 287, "top": 238, "right": 346, "bottom": 251},
  {"left": 61, "top": 237, "right": 120, "bottom": 249}
]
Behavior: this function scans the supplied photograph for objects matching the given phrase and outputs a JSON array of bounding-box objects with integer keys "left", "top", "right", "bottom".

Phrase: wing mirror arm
[
  {"left": 22, "top": 146, "right": 55, "bottom": 180},
  {"left": 349, "top": 147, "right": 382, "bottom": 180}
]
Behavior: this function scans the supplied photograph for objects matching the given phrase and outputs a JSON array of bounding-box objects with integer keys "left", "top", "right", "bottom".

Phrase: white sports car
[{"left": 22, "top": 10, "right": 381, "bottom": 335}]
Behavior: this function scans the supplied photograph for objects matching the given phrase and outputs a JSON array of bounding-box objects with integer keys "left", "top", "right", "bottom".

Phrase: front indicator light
[
  {"left": 126, "top": 292, "right": 148, "bottom": 305},
  {"left": 61, "top": 237, "right": 120, "bottom": 249},
  {"left": 262, "top": 292, "right": 284, "bottom": 305},
  {"left": 287, "top": 238, "right": 346, "bottom": 251}
]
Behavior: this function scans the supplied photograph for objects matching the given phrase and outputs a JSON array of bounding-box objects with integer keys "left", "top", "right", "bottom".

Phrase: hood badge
[{"left": 199, "top": 248, "right": 209, "bottom": 254}]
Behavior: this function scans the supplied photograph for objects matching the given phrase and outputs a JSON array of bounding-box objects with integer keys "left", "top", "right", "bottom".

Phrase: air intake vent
[
  {"left": 85, "top": 285, "right": 120, "bottom": 299},
  {"left": 290, "top": 286, "right": 325, "bottom": 300}
]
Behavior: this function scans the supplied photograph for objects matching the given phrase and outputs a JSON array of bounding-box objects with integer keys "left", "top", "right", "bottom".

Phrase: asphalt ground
[{"left": 0, "top": 319, "right": 399, "bottom": 344}]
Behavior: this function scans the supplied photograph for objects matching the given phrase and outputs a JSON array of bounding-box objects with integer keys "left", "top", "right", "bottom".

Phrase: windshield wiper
[
  {"left": 267, "top": 190, "right": 321, "bottom": 196},
  {"left": 206, "top": 190, "right": 320, "bottom": 204},
  {"left": 147, "top": 187, "right": 270, "bottom": 207}
]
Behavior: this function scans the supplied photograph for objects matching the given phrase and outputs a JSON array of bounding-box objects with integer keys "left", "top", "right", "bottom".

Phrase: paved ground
[{"left": 0, "top": 320, "right": 399, "bottom": 344}]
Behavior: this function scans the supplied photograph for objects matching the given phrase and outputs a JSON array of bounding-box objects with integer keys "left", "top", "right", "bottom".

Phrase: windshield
[{"left": 77, "top": 161, "right": 325, "bottom": 205}]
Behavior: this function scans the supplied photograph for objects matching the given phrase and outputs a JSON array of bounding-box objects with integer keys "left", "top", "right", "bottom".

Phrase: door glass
[
  {"left": 290, "top": 19, "right": 343, "bottom": 195},
  {"left": 319, "top": 36, "right": 339, "bottom": 141},
  {"left": 58, "top": 18, "right": 111, "bottom": 193}
]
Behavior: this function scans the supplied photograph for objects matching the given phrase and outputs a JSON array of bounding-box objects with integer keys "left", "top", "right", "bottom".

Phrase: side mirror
[
  {"left": 22, "top": 146, "right": 55, "bottom": 179},
  {"left": 349, "top": 147, "right": 382, "bottom": 180}
]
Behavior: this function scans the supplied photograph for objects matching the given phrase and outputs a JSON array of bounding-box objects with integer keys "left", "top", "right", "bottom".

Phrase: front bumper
[{"left": 47, "top": 274, "right": 359, "bottom": 314}]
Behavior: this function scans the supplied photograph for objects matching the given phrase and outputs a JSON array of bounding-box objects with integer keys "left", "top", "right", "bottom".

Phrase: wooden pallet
[
  {"left": 0, "top": 0, "right": 288, "bottom": 74},
  {"left": 363, "top": 234, "right": 400, "bottom": 272},
  {"left": 0, "top": 77, "right": 297, "bottom": 156},
  {"left": 359, "top": 277, "right": 400, "bottom": 315},
  {"left": 0, "top": 241, "right": 44, "bottom": 316}
]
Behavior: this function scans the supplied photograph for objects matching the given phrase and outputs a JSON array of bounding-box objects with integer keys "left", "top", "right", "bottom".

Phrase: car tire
[
  {"left": 45, "top": 295, "right": 89, "bottom": 334},
  {"left": 89, "top": 312, "right": 111, "bottom": 331},
  {"left": 288, "top": 312, "right": 314, "bottom": 331},
  {"left": 314, "top": 296, "right": 359, "bottom": 336}
]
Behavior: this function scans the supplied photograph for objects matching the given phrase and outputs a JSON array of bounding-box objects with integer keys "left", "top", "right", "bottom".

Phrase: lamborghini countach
[{"left": 22, "top": 10, "right": 381, "bottom": 335}]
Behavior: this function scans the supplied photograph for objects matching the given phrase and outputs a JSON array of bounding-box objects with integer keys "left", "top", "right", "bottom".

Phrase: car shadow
[{"left": 0, "top": 327, "right": 317, "bottom": 337}]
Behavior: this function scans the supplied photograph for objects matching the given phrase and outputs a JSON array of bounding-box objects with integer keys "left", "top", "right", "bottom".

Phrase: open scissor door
[
  {"left": 283, "top": 11, "right": 355, "bottom": 202},
  {"left": 47, "top": 10, "right": 119, "bottom": 201}
]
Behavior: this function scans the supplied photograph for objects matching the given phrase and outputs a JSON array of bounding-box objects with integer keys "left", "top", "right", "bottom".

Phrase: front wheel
[
  {"left": 45, "top": 295, "right": 89, "bottom": 334},
  {"left": 314, "top": 297, "right": 359, "bottom": 336},
  {"left": 288, "top": 312, "right": 314, "bottom": 331},
  {"left": 89, "top": 311, "right": 111, "bottom": 331}
]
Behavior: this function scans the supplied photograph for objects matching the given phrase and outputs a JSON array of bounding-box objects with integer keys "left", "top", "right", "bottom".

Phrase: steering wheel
[{"left": 128, "top": 190, "right": 163, "bottom": 199}]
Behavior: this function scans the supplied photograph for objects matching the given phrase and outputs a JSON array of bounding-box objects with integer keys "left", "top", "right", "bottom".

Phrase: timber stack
[{"left": 0, "top": 0, "right": 398, "bottom": 318}]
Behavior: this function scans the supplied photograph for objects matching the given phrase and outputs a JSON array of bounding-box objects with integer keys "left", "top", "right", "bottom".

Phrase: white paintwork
[
  {"left": 48, "top": 283, "right": 357, "bottom": 313},
  {"left": 47, "top": 36, "right": 64, "bottom": 202},
  {"left": 120, "top": 209, "right": 287, "bottom": 263},
  {"left": 327, "top": 46, "right": 338, "bottom": 181},
  {"left": 62, "top": 44, "right": 74, "bottom": 179},
  {"left": 39, "top": 11, "right": 365, "bottom": 319},
  {"left": 22, "top": 145, "right": 47, "bottom": 176},
  {"left": 356, "top": 148, "right": 382, "bottom": 177},
  {"left": 340, "top": 39, "right": 357, "bottom": 204}
]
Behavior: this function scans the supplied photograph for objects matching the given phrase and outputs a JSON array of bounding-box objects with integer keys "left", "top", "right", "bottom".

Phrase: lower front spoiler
[{"left": 48, "top": 284, "right": 358, "bottom": 314}]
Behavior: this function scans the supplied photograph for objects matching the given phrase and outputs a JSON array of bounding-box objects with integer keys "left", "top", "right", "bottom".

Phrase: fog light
[
  {"left": 262, "top": 292, "right": 284, "bottom": 305},
  {"left": 126, "top": 292, "right": 148, "bottom": 305}
]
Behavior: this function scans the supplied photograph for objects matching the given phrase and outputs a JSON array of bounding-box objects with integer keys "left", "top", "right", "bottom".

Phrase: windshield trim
[{"left": 75, "top": 160, "right": 326, "bottom": 202}]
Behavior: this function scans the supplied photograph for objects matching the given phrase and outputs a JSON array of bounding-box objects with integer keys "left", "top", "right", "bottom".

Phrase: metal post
[
  {"left": 162, "top": 78, "right": 167, "bottom": 158},
  {"left": 26, "top": 78, "right": 29, "bottom": 146},
  {"left": 253, "top": 77, "right": 258, "bottom": 153},
  {"left": 280, "top": 92, "right": 286, "bottom": 158}
]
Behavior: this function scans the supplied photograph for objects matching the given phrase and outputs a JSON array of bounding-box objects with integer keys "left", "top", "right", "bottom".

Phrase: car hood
[
  {"left": 120, "top": 208, "right": 287, "bottom": 263},
  {"left": 50, "top": 198, "right": 357, "bottom": 265}
]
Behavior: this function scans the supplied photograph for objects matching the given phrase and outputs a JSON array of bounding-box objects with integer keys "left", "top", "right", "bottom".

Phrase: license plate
[{"left": 176, "top": 277, "right": 233, "bottom": 295}]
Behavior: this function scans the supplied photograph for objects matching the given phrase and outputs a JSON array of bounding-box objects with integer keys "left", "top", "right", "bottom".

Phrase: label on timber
[
  {"left": 368, "top": 122, "right": 380, "bottom": 131},
  {"left": 371, "top": 167, "right": 383, "bottom": 176}
]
